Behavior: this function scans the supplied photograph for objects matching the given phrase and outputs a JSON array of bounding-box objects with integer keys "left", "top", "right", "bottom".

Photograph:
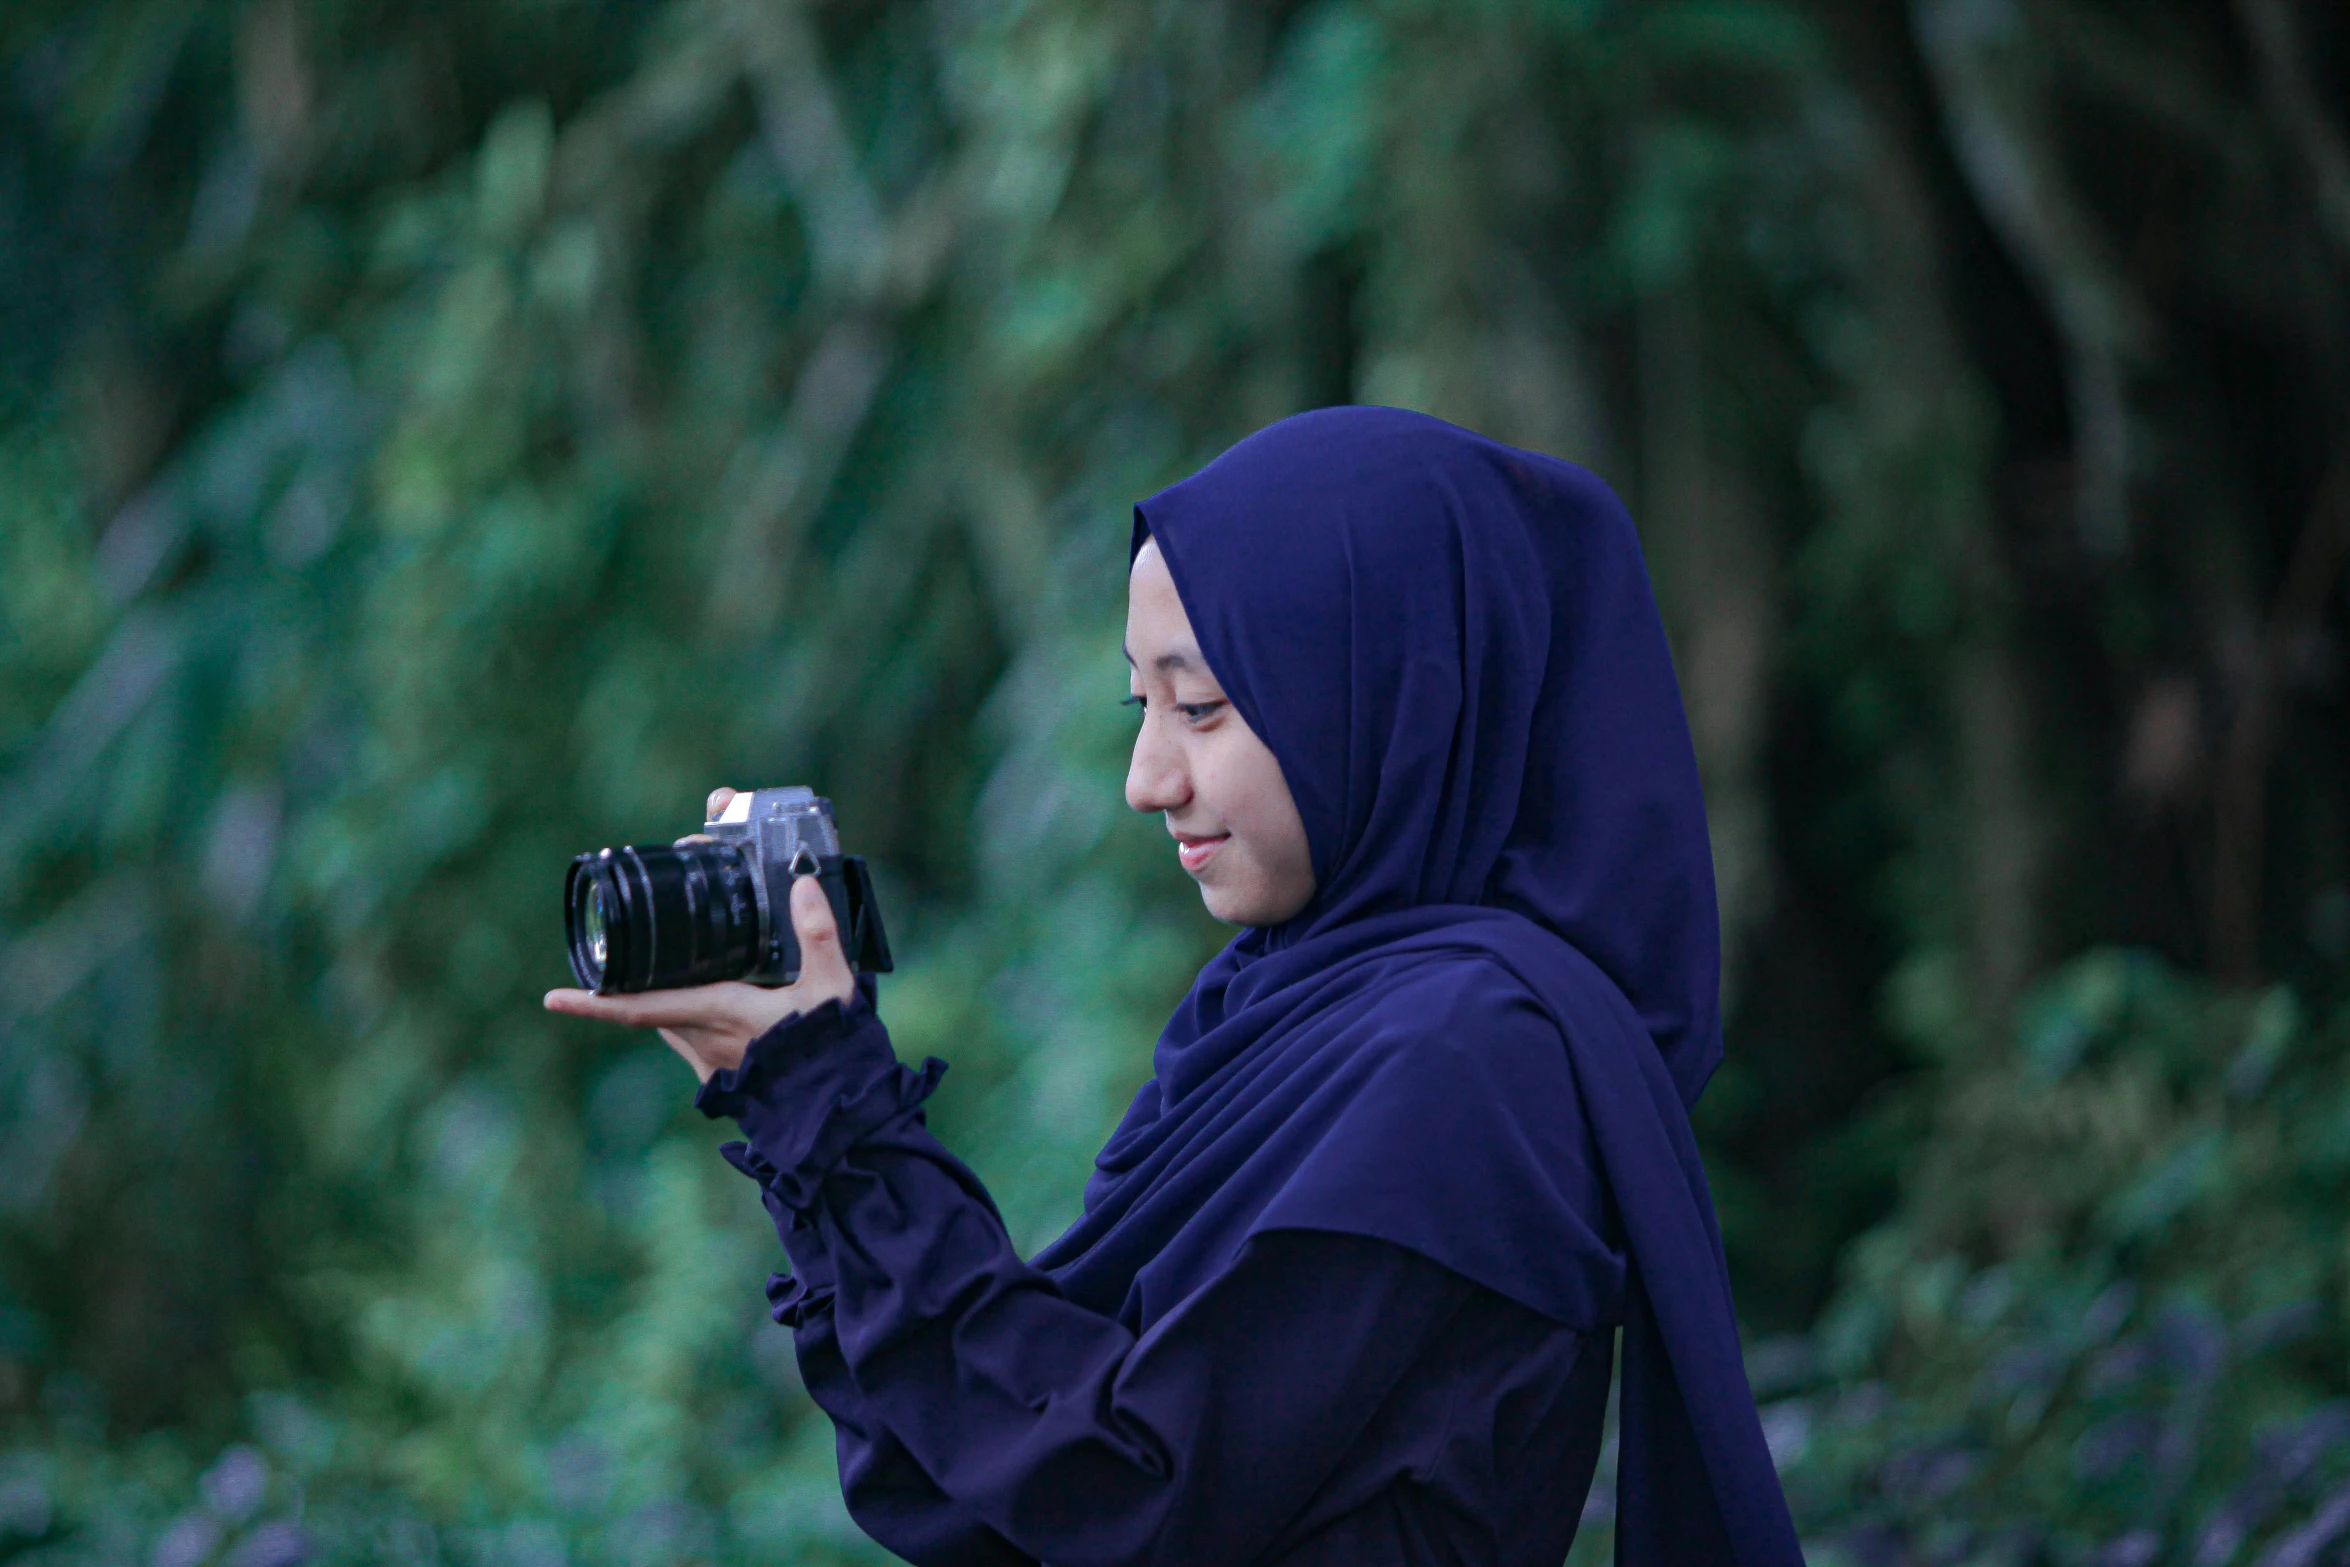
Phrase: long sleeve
[{"left": 697, "top": 996, "right": 1505, "bottom": 1567}]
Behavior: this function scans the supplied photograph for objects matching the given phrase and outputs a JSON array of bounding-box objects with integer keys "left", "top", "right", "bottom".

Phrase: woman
[{"left": 547, "top": 406, "right": 1804, "bottom": 1565}]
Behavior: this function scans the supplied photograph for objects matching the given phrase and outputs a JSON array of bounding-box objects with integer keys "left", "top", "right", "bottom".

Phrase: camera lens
[
  {"left": 582, "top": 884, "right": 608, "bottom": 968},
  {"left": 565, "top": 841, "right": 764, "bottom": 993}
]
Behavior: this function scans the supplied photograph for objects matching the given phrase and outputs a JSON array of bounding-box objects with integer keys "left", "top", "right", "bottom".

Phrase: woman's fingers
[
  {"left": 543, "top": 983, "right": 762, "bottom": 1033},
  {"left": 545, "top": 984, "right": 773, "bottom": 1082},
  {"left": 542, "top": 987, "right": 670, "bottom": 1026},
  {"left": 706, "top": 785, "right": 739, "bottom": 820}
]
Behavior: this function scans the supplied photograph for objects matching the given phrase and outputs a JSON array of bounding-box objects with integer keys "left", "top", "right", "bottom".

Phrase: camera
[{"left": 564, "top": 787, "right": 893, "bottom": 994}]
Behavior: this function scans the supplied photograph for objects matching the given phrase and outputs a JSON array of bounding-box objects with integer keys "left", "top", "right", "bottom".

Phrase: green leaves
[
  {"left": 1772, "top": 953, "right": 2350, "bottom": 1559},
  {"left": 4, "top": 0, "right": 2347, "bottom": 1560}
]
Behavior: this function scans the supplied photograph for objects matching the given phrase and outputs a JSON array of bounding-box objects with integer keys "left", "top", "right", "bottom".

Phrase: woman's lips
[{"left": 1176, "top": 834, "right": 1229, "bottom": 873}]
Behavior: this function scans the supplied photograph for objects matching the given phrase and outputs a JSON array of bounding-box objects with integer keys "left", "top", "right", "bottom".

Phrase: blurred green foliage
[{"left": 1, "top": 0, "right": 2345, "bottom": 1562}]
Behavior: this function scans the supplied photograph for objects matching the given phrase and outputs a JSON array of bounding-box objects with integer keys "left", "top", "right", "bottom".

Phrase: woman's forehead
[
  {"left": 1126, "top": 545, "right": 1190, "bottom": 631},
  {"left": 1124, "top": 589, "right": 1215, "bottom": 687}
]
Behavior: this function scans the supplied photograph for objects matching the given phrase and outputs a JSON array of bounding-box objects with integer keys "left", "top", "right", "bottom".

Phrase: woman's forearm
[
  {"left": 705, "top": 1000, "right": 1468, "bottom": 1567},
  {"left": 790, "top": 1285, "right": 1039, "bottom": 1567}
]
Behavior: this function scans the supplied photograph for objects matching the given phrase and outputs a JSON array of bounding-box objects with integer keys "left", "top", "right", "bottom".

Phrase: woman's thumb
[{"left": 790, "top": 872, "right": 845, "bottom": 968}]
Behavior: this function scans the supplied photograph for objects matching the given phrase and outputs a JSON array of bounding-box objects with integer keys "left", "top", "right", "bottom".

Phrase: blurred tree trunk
[
  {"left": 1809, "top": 0, "right": 2046, "bottom": 1034},
  {"left": 1637, "top": 280, "right": 1781, "bottom": 1011}
]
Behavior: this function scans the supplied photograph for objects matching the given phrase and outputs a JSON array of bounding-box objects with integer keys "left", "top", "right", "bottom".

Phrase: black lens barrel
[{"left": 565, "top": 841, "right": 763, "bottom": 994}]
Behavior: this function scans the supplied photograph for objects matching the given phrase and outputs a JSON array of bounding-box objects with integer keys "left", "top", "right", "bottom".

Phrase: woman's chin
[
  {"left": 1198, "top": 876, "right": 1311, "bottom": 929},
  {"left": 1196, "top": 877, "right": 1262, "bottom": 927}
]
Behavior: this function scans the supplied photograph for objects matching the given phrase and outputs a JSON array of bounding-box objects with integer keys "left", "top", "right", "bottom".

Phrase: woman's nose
[{"left": 1126, "top": 717, "right": 1190, "bottom": 814}]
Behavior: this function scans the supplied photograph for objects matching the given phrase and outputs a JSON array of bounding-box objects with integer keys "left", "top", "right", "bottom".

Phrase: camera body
[
  {"left": 564, "top": 787, "right": 893, "bottom": 995},
  {"left": 698, "top": 786, "right": 891, "bottom": 985}
]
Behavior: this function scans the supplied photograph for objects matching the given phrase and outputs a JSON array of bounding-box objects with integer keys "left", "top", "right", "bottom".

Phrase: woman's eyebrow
[{"left": 1121, "top": 647, "right": 1203, "bottom": 673}]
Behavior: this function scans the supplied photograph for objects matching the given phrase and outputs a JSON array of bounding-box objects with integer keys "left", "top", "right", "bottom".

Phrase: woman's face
[{"left": 1125, "top": 538, "right": 1317, "bottom": 926}]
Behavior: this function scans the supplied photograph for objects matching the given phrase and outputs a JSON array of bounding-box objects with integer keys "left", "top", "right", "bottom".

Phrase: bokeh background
[{"left": 1, "top": 0, "right": 2347, "bottom": 1561}]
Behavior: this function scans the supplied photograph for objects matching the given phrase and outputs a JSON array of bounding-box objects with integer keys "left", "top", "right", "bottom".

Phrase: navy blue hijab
[{"left": 1030, "top": 406, "right": 1802, "bottom": 1563}]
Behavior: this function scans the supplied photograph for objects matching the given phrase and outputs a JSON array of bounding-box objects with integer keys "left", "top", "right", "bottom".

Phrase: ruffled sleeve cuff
[
  {"left": 711, "top": 1142, "right": 833, "bottom": 1325},
  {"left": 696, "top": 991, "right": 949, "bottom": 1216}
]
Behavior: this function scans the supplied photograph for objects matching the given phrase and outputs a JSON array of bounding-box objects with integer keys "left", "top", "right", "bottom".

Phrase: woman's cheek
[{"left": 1222, "top": 761, "right": 1283, "bottom": 858}]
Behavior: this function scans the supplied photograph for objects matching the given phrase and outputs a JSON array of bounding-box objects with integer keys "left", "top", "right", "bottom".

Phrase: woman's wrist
[
  {"left": 695, "top": 983, "right": 895, "bottom": 1142},
  {"left": 699, "top": 986, "right": 950, "bottom": 1217}
]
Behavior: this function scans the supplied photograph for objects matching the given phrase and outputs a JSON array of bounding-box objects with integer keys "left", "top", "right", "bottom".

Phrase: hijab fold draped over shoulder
[{"left": 1029, "top": 406, "right": 1804, "bottom": 1563}]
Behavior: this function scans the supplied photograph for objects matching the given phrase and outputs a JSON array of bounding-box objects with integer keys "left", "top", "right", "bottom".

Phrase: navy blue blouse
[{"left": 702, "top": 995, "right": 1614, "bottom": 1567}]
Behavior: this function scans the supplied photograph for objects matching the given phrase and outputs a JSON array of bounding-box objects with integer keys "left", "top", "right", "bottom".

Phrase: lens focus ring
[{"left": 566, "top": 841, "right": 762, "bottom": 993}]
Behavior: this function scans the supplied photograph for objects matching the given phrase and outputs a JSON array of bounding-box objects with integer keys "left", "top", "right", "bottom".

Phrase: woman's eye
[{"left": 1122, "top": 694, "right": 1224, "bottom": 724}]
